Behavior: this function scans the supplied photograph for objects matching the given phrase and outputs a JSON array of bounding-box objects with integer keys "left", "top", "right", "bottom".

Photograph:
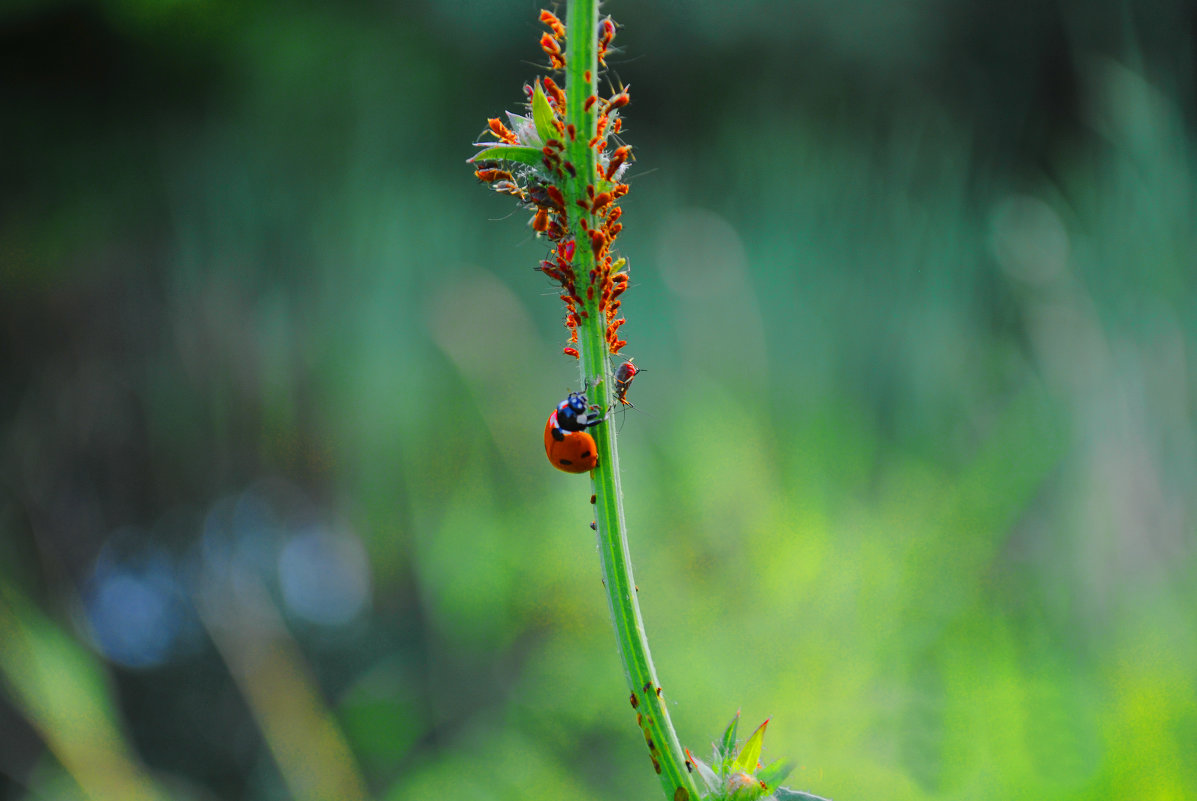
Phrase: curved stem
[{"left": 564, "top": 3, "right": 699, "bottom": 800}]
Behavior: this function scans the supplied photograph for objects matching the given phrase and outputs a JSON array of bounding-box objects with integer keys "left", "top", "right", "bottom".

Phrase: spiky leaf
[
  {"left": 469, "top": 145, "right": 543, "bottom": 167},
  {"left": 686, "top": 748, "right": 721, "bottom": 794},
  {"left": 718, "top": 711, "right": 741, "bottom": 763},
  {"left": 732, "top": 719, "right": 769, "bottom": 774},
  {"left": 531, "top": 80, "right": 557, "bottom": 145}
]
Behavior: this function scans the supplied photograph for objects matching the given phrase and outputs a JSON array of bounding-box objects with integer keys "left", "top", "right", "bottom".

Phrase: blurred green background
[{"left": 2, "top": 1, "right": 1195, "bottom": 799}]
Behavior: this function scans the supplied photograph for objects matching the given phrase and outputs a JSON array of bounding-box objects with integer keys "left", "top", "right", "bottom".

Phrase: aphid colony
[{"left": 470, "top": 10, "right": 634, "bottom": 360}]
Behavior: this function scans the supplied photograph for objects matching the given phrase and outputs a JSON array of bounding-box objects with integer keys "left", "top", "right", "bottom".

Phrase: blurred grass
[
  {"left": 2, "top": 1, "right": 1196, "bottom": 800},
  {"left": 0, "top": 583, "right": 166, "bottom": 801}
]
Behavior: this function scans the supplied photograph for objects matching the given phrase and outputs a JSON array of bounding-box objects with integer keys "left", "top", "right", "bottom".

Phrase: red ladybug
[
  {"left": 544, "top": 410, "right": 599, "bottom": 473},
  {"left": 544, "top": 392, "right": 604, "bottom": 473},
  {"left": 613, "top": 359, "right": 641, "bottom": 407}
]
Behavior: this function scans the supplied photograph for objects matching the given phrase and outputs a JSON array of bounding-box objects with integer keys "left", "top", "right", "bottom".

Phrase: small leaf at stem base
[{"left": 772, "top": 788, "right": 832, "bottom": 801}]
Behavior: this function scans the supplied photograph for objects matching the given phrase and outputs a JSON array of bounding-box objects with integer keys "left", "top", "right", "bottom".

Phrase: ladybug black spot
[
  {"left": 558, "top": 458, "right": 573, "bottom": 466},
  {"left": 552, "top": 428, "right": 566, "bottom": 441},
  {"left": 580, "top": 449, "right": 592, "bottom": 458}
]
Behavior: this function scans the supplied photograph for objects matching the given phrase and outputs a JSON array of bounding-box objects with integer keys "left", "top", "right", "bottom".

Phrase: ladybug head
[{"left": 555, "top": 391, "right": 603, "bottom": 431}]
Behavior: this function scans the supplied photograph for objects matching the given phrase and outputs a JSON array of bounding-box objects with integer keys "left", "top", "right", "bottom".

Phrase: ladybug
[
  {"left": 613, "top": 359, "right": 641, "bottom": 407},
  {"left": 554, "top": 391, "right": 605, "bottom": 431},
  {"left": 544, "top": 392, "right": 604, "bottom": 473}
]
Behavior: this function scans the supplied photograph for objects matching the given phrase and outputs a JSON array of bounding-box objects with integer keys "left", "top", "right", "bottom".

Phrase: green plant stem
[{"left": 564, "top": 2, "right": 699, "bottom": 799}]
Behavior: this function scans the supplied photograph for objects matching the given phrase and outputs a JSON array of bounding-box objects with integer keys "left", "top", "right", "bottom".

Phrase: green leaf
[
  {"left": 718, "top": 710, "right": 741, "bottom": 763},
  {"left": 686, "top": 749, "right": 721, "bottom": 794},
  {"left": 531, "top": 80, "right": 558, "bottom": 146},
  {"left": 732, "top": 719, "right": 768, "bottom": 774},
  {"left": 469, "top": 146, "right": 543, "bottom": 167},
  {"left": 772, "top": 788, "right": 831, "bottom": 801},
  {"left": 755, "top": 759, "right": 794, "bottom": 790}
]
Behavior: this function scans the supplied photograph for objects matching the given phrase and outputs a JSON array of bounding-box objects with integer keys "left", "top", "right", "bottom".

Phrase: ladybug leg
[{"left": 575, "top": 411, "right": 603, "bottom": 428}]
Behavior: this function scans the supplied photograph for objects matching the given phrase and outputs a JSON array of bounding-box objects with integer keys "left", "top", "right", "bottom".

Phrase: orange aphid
[
  {"left": 474, "top": 168, "right": 514, "bottom": 183},
  {"left": 492, "top": 181, "right": 526, "bottom": 200},
  {"left": 542, "top": 76, "right": 567, "bottom": 108},
  {"left": 598, "top": 18, "right": 616, "bottom": 65},
  {"left": 605, "top": 91, "right": 630, "bottom": 113},
  {"left": 605, "top": 145, "right": 632, "bottom": 180},
  {"left": 589, "top": 229, "right": 607, "bottom": 255},
  {"left": 487, "top": 117, "right": 518, "bottom": 144},
  {"left": 540, "top": 33, "right": 565, "bottom": 69},
  {"left": 539, "top": 9, "right": 566, "bottom": 40}
]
